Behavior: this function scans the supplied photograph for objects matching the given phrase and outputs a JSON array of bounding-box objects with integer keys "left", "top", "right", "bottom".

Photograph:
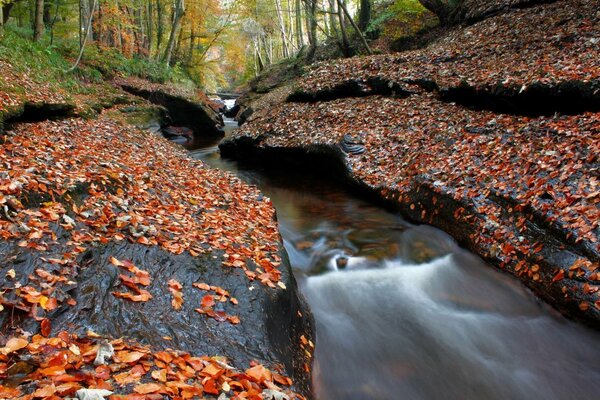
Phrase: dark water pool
[{"left": 187, "top": 118, "right": 600, "bottom": 400}]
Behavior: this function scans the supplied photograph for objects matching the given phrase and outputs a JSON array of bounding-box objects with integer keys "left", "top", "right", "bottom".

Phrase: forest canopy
[{"left": 0, "top": 0, "right": 438, "bottom": 91}]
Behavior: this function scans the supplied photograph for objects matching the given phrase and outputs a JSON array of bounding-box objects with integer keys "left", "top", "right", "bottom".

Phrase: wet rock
[
  {"left": 340, "top": 134, "right": 366, "bottom": 155},
  {"left": 225, "top": 104, "right": 241, "bottom": 119},
  {"left": 0, "top": 239, "right": 313, "bottom": 397},
  {"left": 163, "top": 126, "right": 193, "bottom": 141},
  {"left": 237, "top": 107, "right": 254, "bottom": 126},
  {"left": 5, "top": 102, "right": 75, "bottom": 124},
  {"left": 118, "top": 81, "right": 224, "bottom": 138}
]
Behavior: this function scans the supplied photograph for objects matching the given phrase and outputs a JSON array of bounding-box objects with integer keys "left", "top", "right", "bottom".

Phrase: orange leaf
[
  {"left": 39, "top": 366, "right": 67, "bottom": 377},
  {"left": 110, "top": 256, "right": 124, "bottom": 266},
  {"left": 1, "top": 337, "right": 29, "bottom": 355},
  {"left": 154, "top": 351, "right": 173, "bottom": 364},
  {"left": 193, "top": 282, "right": 210, "bottom": 291},
  {"left": 245, "top": 364, "right": 272, "bottom": 383},
  {"left": 202, "top": 379, "right": 220, "bottom": 395},
  {"left": 201, "top": 295, "right": 215, "bottom": 309},
  {"left": 115, "top": 351, "right": 146, "bottom": 363},
  {"left": 201, "top": 363, "right": 222, "bottom": 377},
  {"left": 0, "top": 385, "right": 21, "bottom": 398},
  {"left": 151, "top": 369, "right": 167, "bottom": 382},
  {"left": 33, "top": 384, "right": 56, "bottom": 398},
  {"left": 134, "top": 383, "right": 164, "bottom": 394}
]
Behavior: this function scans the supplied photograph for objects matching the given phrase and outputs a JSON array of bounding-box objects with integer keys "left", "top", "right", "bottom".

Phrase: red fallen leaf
[
  {"left": 55, "top": 382, "right": 81, "bottom": 396},
  {"left": 119, "top": 274, "right": 143, "bottom": 293},
  {"left": 53, "top": 373, "right": 88, "bottom": 383},
  {"left": 39, "top": 365, "right": 67, "bottom": 376},
  {"left": 180, "top": 386, "right": 204, "bottom": 398},
  {"left": 111, "top": 395, "right": 162, "bottom": 400},
  {"left": 202, "top": 379, "right": 220, "bottom": 395},
  {"left": 96, "top": 364, "right": 112, "bottom": 380},
  {"left": 151, "top": 369, "right": 167, "bottom": 382},
  {"left": 110, "top": 256, "right": 124, "bottom": 267},
  {"left": 47, "top": 350, "right": 69, "bottom": 367},
  {"left": 114, "top": 370, "right": 141, "bottom": 385},
  {"left": 154, "top": 351, "right": 174, "bottom": 364},
  {"left": 133, "top": 383, "right": 164, "bottom": 394},
  {"left": 193, "top": 282, "right": 211, "bottom": 291},
  {"left": 40, "top": 296, "right": 58, "bottom": 311},
  {"left": 227, "top": 315, "right": 241, "bottom": 325},
  {"left": 41, "top": 318, "right": 52, "bottom": 337},
  {"left": 201, "top": 363, "right": 223, "bottom": 377},
  {"left": 0, "top": 385, "right": 21, "bottom": 398},
  {"left": 1, "top": 337, "right": 29, "bottom": 355},
  {"left": 168, "top": 279, "right": 184, "bottom": 310},
  {"left": 115, "top": 350, "right": 146, "bottom": 363},
  {"left": 551, "top": 269, "right": 564, "bottom": 283},
  {"left": 130, "top": 364, "right": 146, "bottom": 378},
  {"left": 273, "top": 372, "right": 292, "bottom": 386},
  {"left": 134, "top": 270, "right": 151, "bottom": 286},
  {"left": 112, "top": 290, "right": 152, "bottom": 302},
  {"left": 245, "top": 364, "right": 272, "bottom": 383},
  {"left": 33, "top": 383, "right": 56, "bottom": 398},
  {"left": 201, "top": 295, "right": 215, "bottom": 309}
]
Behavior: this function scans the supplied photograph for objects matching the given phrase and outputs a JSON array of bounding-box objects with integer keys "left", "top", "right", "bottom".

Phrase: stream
[{"left": 187, "top": 113, "right": 600, "bottom": 400}]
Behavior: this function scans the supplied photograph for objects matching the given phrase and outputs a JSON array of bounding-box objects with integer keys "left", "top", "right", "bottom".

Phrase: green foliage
[
  {"left": 53, "top": 39, "right": 187, "bottom": 84},
  {"left": 367, "top": 0, "right": 438, "bottom": 40},
  {"left": 0, "top": 28, "right": 79, "bottom": 90}
]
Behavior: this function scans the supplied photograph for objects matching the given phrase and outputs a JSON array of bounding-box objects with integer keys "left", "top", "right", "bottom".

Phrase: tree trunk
[
  {"left": 305, "top": 0, "right": 318, "bottom": 58},
  {"left": 33, "top": 0, "right": 44, "bottom": 41},
  {"left": 337, "top": 0, "right": 372, "bottom": 54},
  {"left": 49, "top": 0, "right": 61, "bottom": 45},
  {"left": 328, "top": 0, "right": 338, "bottom": 36},
  {"left": 87, "top": 0, "right": 95, "bottom": 41},
  {"left": 275, "top": 0, "right": 289, "bottom": 58},
  {"left": 156, "top": 0, "right": 163, "bottom": 59},
  {"left": 43, "top": 0, "right": 51, "bottom": 25},
  {"left": 146, "top": 1, "right": 153, "bottom": 57},
  {"left": 295, "top": 0, "right": 303, "bottom": 48},
  {"left": 2, "top": 3, "right": 14, "bottom": 25},
  {"left": 163, "top": 0, "right": 184, "bottom": 65},
  {"left": 358, "top": 0, "right": 371, "bottom": 32},
  {"left": 336, "top": 0, "right": 350, "bottom": 56}
]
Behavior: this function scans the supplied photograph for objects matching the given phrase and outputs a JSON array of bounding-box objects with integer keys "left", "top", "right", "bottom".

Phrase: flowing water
[{"left": 188, "top": 115, "right": 600, "bottom": 400}]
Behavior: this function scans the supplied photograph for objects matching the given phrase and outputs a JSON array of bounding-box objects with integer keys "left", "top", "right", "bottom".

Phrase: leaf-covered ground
[
  {"left": 227, "top": 0, "right": 600, "bottom": 324},
  {"left": 295, "top": 0, "right": 599, "bottom": 98},
  {"left": 0, "top": 114, "right": 306, "bottom": 398},
  {"left": 0, "top": 332, "right": 302, "bottom": 399},
  {"left": 0, "top": 50, "right": 309, "bottom": 398},
  {"left": 0, "top": 60, "right": 70, "bottom": 118}
]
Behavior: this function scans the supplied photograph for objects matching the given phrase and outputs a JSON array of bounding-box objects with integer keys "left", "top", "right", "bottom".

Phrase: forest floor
[
  {"left": 0, "top": 34, "right": 311, "bottom": 400},
  {"left": 225, "top": 0, "right": 600, "bottom": 326}
]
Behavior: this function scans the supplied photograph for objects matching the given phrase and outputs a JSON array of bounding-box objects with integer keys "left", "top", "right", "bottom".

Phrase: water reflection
[{"left": 189, "top": 118, "right": 600, "bottom": 400}]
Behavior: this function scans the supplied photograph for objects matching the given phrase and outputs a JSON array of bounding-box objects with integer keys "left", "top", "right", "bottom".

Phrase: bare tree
[
  {"left": 33, "top": 0, "right": 44, "bottom": 41},
  {"left": 163, "top": 0, "right": 185, "bottom": 65}
]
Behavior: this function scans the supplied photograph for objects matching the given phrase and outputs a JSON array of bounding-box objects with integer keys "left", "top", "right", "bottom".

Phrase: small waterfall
[{"left": 305, "top": 240, "right": 600, "bottom": 400}]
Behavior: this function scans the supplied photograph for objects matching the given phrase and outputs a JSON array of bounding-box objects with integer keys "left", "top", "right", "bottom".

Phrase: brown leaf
[
  {"left": 0, "top": 337, "right": 29, "bottom": 355},
  {"left": 133, "top": 383, "right": 164, "bottom": 394}
]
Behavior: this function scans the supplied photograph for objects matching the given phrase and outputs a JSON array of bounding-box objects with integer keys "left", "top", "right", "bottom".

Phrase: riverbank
[
  {"left": 222, "top": 0, "right": 600, "bottom": 326},
  {"left": 0, "top": 41, "right": 313, "bottom": 399}
]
